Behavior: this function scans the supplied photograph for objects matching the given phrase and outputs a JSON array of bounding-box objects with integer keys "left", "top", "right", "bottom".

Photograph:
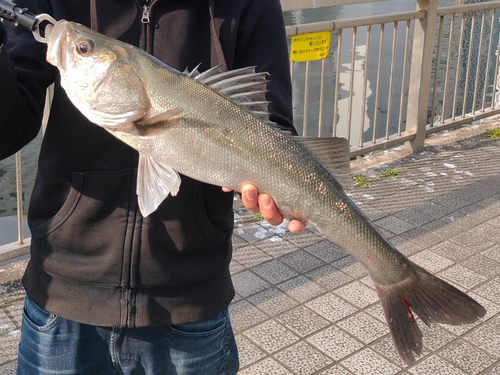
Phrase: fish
[{"left": 44, "top": 20, "right": 486, "bottom": 365}]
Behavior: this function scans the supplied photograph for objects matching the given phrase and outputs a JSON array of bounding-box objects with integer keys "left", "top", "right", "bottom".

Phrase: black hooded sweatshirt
[{"left": 0, "top": 0, "right": 294, "bottom": 327}]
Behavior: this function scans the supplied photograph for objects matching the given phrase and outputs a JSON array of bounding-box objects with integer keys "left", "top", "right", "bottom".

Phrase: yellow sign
[{"left": 290, "top": 31, "right": 331, "bottom": 62}]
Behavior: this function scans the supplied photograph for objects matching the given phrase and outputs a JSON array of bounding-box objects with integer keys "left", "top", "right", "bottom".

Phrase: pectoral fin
[{"left": 137, "top": 154, "right": 181, "bottom": 217}]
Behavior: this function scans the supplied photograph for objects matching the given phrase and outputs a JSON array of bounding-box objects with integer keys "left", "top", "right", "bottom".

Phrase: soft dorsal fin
[
  {"left": 296, "top": 137, "right": 352, "bottom": 190},
  {"left": 184, "top": 65, "right": 274, "bottom": 125}
]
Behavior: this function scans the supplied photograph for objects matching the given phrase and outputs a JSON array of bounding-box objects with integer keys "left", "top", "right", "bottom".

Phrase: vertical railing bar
[
  {"left": 15, "top": 152, "right": 24, "bottom": 245},
  {"left": 462, "top": 11, "right": 476, "bottom": 118},
  {"left": 430, "top": 15, "right": 444, "bottom": 127},
  {"left": 452, "top": 13, "right": 465, "bottom": 121},
  {"left": 491, "top": 9, "right": 500, "bottom": 109},
  {"left": 373, "top": 23, "right": 385, "bottom": 144},
  {"left": 318, "top": 57, "right": 327, "bottom": 137},
  {"left": 385, "top": 21, "right": 398, "bottom": 140},
  {"left": 333, "top": 29, "right": 342, "bottom": 137},
  {"left": 472, "top": 10, "right": 486, "bottom": 115},
  {"left": 481, "top": 10, "right": 495, "bottom": 112},
  {"left": 302, "top": 60, "right": 310, "bottom": 136},
  {"left": 441, "top": 13, "right": 455, "bottom": 124},
  {"left": 347, "top": 26, "right": 357, "bottom": 143},
  {"left": 360, "top": 25, "right": 372, "bottom": 147},
  {"left": 398, "top": 19, "right": 411, "bottom": 136}
]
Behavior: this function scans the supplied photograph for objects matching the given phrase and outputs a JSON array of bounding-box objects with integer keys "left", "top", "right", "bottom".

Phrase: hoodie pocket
[{"left": 30, "top": 169, "right": 135, "bottom": 284}]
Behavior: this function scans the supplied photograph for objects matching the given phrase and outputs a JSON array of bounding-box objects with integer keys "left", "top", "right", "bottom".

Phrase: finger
[
  {"left": 221, "top": 187, "right": 233, "bottom": 193},
  {"left": 241, "top": 184, "right": 259, "bottom": 212},
  {"left": 258, "top": 193, "right": 284, "bottom": 226},
  {"left": 288, "top": 219, "right": 307, "bottom": 233}
]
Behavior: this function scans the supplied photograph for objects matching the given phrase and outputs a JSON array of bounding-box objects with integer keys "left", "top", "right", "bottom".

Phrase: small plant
[
  {"left": 486, "top": 127, "right": 500, "bottom": 141},
  {"left": 383, "top": 168, "right": 399, "bottom": 178},
  {"left": 353, "top": 174, "right": 372, "bottom": 188},
  {"left": 251, "top": 212, "right": 264, "bottom": 221}
]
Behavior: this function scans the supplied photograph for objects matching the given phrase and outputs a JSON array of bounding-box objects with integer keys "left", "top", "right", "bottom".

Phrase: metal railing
[
  {"left": 287, "top": 0, "right": 500, "bottom": 156},
  {"left": 3, "top": 0, "right": 500, "bottom": 261}
]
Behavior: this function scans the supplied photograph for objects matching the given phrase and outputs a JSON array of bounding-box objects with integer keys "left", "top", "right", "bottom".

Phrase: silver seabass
[{"left": 45, "top": 20, "right": 486, "bottom": 364}]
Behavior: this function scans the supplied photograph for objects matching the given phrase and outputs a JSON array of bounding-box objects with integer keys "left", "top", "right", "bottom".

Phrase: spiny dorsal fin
[
  {"left": 185, "top": 65, "right": 274, "bottom": 125},
  {"left": 296, "top": 137, "right": 352, "bottom": 190}
]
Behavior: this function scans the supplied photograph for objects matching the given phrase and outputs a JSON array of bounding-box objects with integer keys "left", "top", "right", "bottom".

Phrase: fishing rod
[{"left": 0, "top": 0, "right": 56, "bottom": 43}]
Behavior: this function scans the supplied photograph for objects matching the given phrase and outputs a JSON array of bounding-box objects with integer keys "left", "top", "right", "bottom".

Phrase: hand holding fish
[{"left": 223, "top": 184, "right": 307, "bottom": 233}]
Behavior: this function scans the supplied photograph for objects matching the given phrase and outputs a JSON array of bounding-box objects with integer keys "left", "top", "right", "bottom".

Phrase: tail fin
[{"left": 375, "top": 264, "right": 486, "bottom": 365}]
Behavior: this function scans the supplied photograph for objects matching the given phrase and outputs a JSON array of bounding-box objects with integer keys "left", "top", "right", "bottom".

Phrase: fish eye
[{"left": 77, "top": 40, "right": 94, "bottom": 56}]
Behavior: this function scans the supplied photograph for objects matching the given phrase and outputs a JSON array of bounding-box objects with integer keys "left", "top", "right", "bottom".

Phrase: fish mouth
[{"left": 46, "top": 20, "right": 70, "bottom": 70}]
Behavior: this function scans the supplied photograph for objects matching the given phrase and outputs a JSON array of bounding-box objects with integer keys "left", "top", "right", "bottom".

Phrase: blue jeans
[{"left": 17, "top": 295, "right": 239, "bottom": 375}]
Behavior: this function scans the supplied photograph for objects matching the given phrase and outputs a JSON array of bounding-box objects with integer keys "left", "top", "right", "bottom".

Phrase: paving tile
[
  {"left": 305, "top": 293, "right": 358, "bottom": 322},
  {"left": 407, "top": 355, "right": 467, "bottom": 375},
  {"left": 232, "top": 245, "right": 273, "bottom": 268},
  {"left": 464, "top": 323, "right": 500, "bottom": 358},
  {"left": 274, "top": 341, "right": 334, "bottom": 375},
  {"left": 251, "top": 260, "right": 298, "bottom": 285},
  {"left": 277, "top": 276, "right": 326, "bottom": 304},
  {"left": 281, "top": 229, "right": 324, "bottom": 248},
  {"left": 0, "top": 310, "right": 16, "bottom": 335},
  {"left": 472, "top": 279, "right": 500, "bottom": 305},
  {"left": 304, "top": 240, "right": 348, "bottom": 263},
  {"left": 337, "top": 312, "right": 389, "bottom": 344},
  {"left": 235, "top": 334, "right": 267, "bottom": 368},
  {"left": 306, "top": 326, "right": 364, "bottom": 361},
  {"left": 475, "top": 223, "right": 500, "bottom": 243},
  {"left": 0, "top": 361, "right": 17, "bottom": 375},
  {"left": 461, "top": 253, "right": 500, "bottom": 278},
  {"left": 0, "top": 330, "right": 20, "bottom": 365},
  {"left": 374, "top": 215, "right": 415, "bottom": 235},
  {"left": 370, "top": 335, "right": 409, "bottom": 367},
  {"left": 231, "top": 270, "right": 270, "bottom": 297},
  {"left": 234, "top": 223, "right": 274, "bottom": 243},
  {"left": 388, "top": 235, "right": 423, "bottom": 257},
  {"left": 228, "top": 299, "right": 268, "bottom": 332},
  {"left": 482, "top": 361, "right": 500, "bottom": 375},
  {"left": 438, "top": 338, "right": 498, "bottom": 374},
  {"left": 438, "top": 264, "right": 487, "bottom": 289},
  {"left": 483, "top": 244, "right": 500, "bottom": 263},
  {"left": 238, "top": 357, "right": 293, "bottom": 375},
  {"left": 341, "top": 348, "right": 401, "bottom": 375},
  {"left": 428, "top": 240, "right": 474, "bottom": 262},
  {"left": 333, "top": 281, "right": 379, "bottom": 309},
  {"left": 243, "top": 320, "right": 300, "bottom": 354},
  {"left": 306, "top": 264, "right": 354, "bottom": 290},
  {"left": 276, "top": 306, "right": 330, "bottom": 338},
  {"left": 316, "top": 365, "right": 355, "bottom": 375},
  {"left": 229, "top": 260, "right": 246, "bottom": 275},
  {"left": 450, "top": 230, "right": 496, "bottom": 252},
  {"left": 414, "top": 201, "right": 454, "bottom": 219},
  {"left": 394, "top": 208, "right": 435, "bottom": 227},
  {"left": 419, "top": 324, "right": 457, "bottom": 352},
  {"left": 332, "top": 256, "right": 368, "bottom": 279},
  {"left": 257, "top": 237, "right": 300, "bottom": 258},
  {"left": 409, "top": 250, "right": 454, "bottom": 273},
  {"left": 248, "top": 288, "right": 299, "bottom": 317},
  {"left": 279, "top": 250, "right": 325, "bottom": 274}
]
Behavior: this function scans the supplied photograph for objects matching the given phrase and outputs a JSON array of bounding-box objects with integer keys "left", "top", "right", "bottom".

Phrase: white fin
[{"left": 137, "top": 154, "right": 181, "bottom": 217}]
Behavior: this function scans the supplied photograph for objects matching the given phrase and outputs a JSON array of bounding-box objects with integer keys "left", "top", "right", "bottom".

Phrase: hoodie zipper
[{"left": 141, "top": 0, "right": 153, "bottom": 24}]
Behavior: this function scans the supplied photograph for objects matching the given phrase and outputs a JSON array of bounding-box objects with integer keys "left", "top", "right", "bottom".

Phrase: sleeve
[
  {"left": 0, "top": 6, "right": 56, "bottom": 161},
  {"left": 233, "top": 0, "right": 297, "bottom": 135}
]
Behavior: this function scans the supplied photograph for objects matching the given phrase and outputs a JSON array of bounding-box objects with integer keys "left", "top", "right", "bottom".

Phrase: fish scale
[{"left": 45, "top": 20, "right": 487, "bottom": 365}]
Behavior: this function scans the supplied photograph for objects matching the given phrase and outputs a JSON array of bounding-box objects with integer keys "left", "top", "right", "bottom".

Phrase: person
[{"left": 0, "top": 0, "right": 306, "bottom": 374}]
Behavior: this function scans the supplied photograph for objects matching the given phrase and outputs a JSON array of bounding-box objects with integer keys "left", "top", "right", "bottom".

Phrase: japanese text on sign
[{"left": 290, "top": 31, "right": 331, "bottom": 62}]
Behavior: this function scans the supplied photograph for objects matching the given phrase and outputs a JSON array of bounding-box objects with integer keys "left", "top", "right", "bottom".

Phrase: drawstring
[
  {"left": 208, "top": 0, "right": 228, "bottom": 71},
  {"left": 90, "top": 0, "right": 98, "bottom": 31}
]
